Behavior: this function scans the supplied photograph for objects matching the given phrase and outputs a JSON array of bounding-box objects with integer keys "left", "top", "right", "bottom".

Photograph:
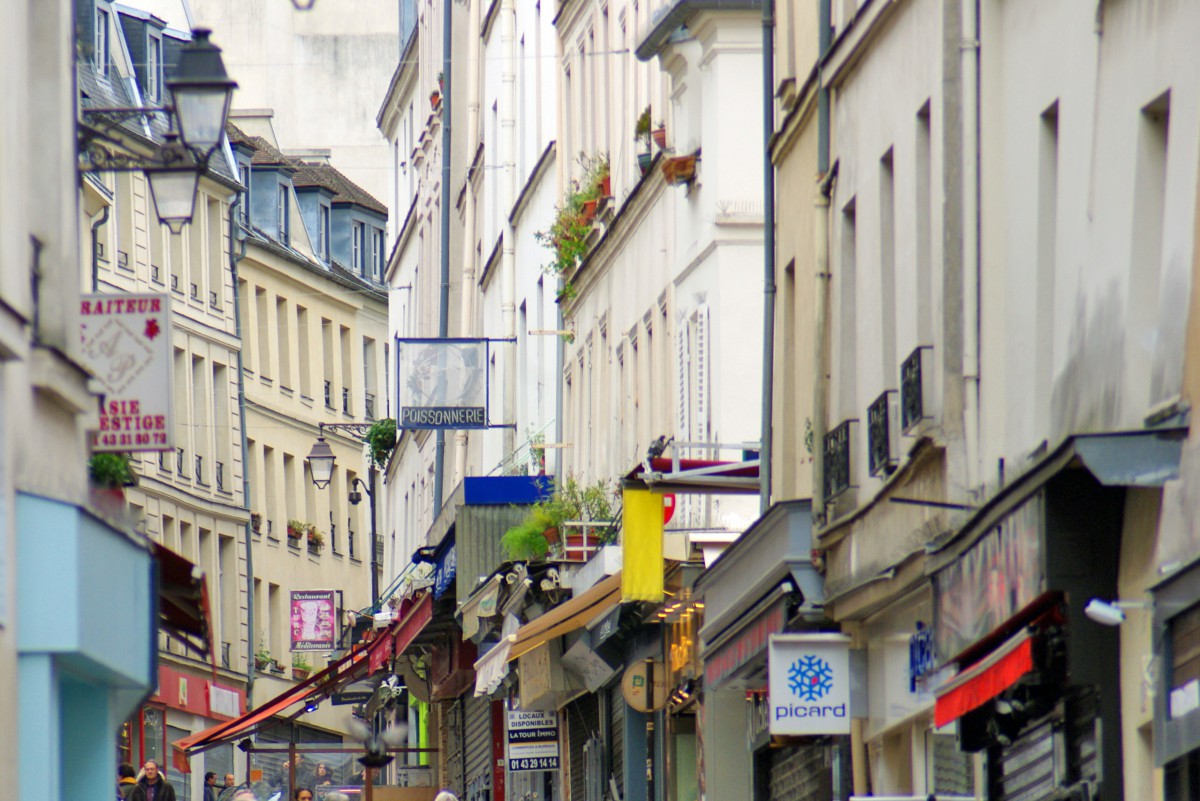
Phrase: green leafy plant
[
  {"left": 88, "top": 452, "right": 133, "bottom": 488},
  {"left": 291, "top": 652, "right": 311, "bottom": 669},
  {"left": 365, "top": 419, "right": 397, "bottom": 468},
  {"left": 635, "top": 106, "right": 652, "bottom": 142},
  {"left": 287, "top": 519, "right": 308, "bottom": 538},
  {"left": 307, "top": 527, "right": 325, "bottom": 548},
  {"left": 501, "top": 476, "right": 618, "bottom": 560},
  {"left": 535, "top": 154, "right": 610, "bottom": 300},
  {"left": 500, "top": 517, "right": 551, "bottom": 562}
]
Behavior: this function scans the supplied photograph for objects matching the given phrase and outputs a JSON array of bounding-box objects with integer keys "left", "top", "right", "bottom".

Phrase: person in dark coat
[
  {"left": 118, "top": 763, "right": 138, "bottom": 800},
  {"left": 203, "top": 772, "right": 220, "bottom": 801},
  {"left": 128, "top": 760, "right": 178, "bottom": 801}
]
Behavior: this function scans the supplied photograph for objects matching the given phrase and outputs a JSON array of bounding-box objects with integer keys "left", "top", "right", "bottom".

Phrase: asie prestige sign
[
  {"left": 80, "top": 293, "right": 173, "bottom": 452},
  {"left": 767, "top": 633, "right": 852, "bottom": 735}
]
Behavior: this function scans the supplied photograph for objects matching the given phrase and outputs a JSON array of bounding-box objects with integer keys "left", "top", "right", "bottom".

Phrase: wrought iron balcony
[
  {"left": 215, "top": 460, "right": 225, "bottom": 491},
  {"left": 868, "top": 391, "right": 899, "bottom": 477},
  {"left": 176, "top": 447, "right": 187, "bottom": 476},
  {"left": 901, "top": 346, "right": 933, "bottom": 433},
  {"left": 324, "top": 379, "right": 333, "bottom": 408},
  {"left": 342, "top": 387, "right": 351, "bottom": 414},
  {"left": 348, "top": 530, "right": 356, "bottom": 559},
  {"left": 823, "top": 420, "right": 854, "bottom": 501},
  {"left": 195, "top": 454, "right": 204, "bottom": 483},
  {"left": 221, "top": 641, "right": 231, "bottom": 669},
  {"left": 365, "top": 391, "right": 376, "bottom": 420}
]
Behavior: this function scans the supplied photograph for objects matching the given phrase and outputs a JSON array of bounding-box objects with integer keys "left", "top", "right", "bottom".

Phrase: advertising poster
[
  {"left": 290, "top": 590, "right": 337, "bottom": 652},
  {"left": 507, "top": 709, "right": 560, "bottom": 772},
  {"left": 81, "top": 293, "right": 173, "bottom": 452}
]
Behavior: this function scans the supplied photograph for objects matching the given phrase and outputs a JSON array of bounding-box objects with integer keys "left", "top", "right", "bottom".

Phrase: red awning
[
  {"left": 934, "top": 628, "right": 1035, "bottom": 728},
  {"left": 172, "top": 592, "right": 433, "bottom": 769}
]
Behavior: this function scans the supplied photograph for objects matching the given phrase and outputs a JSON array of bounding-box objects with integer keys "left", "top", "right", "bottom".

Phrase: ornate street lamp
[
  {"left": 145, "top": 135, "right": 201, "bottom": 235},
  {"left": 78, "top": 28, "right": 237, "bottom": 231},
  {"left": 167, "top": 29, "right": 237, "bottom": 160},
  {"left": 305, "top": 435, "right": 336, "bottom": 489}
]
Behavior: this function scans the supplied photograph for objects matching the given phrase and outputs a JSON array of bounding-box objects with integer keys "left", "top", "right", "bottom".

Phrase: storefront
[
  {"left": 694, "top": 500, "right": 837, "bottom": 801},
  {"left": 928, "top": 430, "right": 1185, "bottom": 801},
  {"left": 1153, "top": 557, "right": 1200, "bottom": 800}
]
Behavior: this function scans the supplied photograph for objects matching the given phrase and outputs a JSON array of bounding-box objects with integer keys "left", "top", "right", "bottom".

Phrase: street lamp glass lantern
[
  {"left": 147, "top": 163, "right": 201, "bottom": 235},
  {"left": 306, "top": 436, "right": 336, "bottom": 489},
  {"left": 168, "top": 28, "right": 237, "bottom": 158}
]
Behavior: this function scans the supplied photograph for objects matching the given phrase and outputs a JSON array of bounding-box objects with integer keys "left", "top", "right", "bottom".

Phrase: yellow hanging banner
[{"left": 622, "top": 488, "right": 664, "bottom": 602}]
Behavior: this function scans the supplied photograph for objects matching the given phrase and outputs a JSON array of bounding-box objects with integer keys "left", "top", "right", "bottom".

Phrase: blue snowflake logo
[{"left": 788, "top": 654, "right": 834, "bottom": 701}]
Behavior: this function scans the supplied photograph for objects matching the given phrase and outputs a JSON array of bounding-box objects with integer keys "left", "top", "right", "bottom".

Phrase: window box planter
[{"left": 662, "top": 154, "right": 697, "bottom": 185}]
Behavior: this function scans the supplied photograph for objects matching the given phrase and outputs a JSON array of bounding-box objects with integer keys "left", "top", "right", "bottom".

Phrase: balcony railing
[
  {"left": 215, "top": 461, "right": 225, "bottom": 491},
  {"left": 195, "top": 454, "right": 204, "bottom": 484},
  {"left": 348, "top": 530, "right": 356, "bottom": 560},
  {"left": 308, "top": 539, "right": 322, "bottom": 556},
  {"left": 324, "top": 379, "right": 333, "bottom": 408},
  {"left": 342, "top": 387, "right": 351, "bottom": 414},
  {"left": 158, "top": 450, "right": 169, "bottom": 471},
  {"left": 365, "top": 392, "right": 376, "bottom": 420},
  {"left": 868, "top": 391, "right": 898, "bottom": 478},
  {"left": 176, "top": 447, "right": 187, "bottom": 476},
  {"left": 210, "top": 290, "right": 219, "bottom": 309},
  {"left": 221, "top": 641, "right": 231, "bottom": 669},
  {"left": 901, "top": 346, "right": 932, "bottom": 433},
  {"left": 823, "top": 420, "right": 854, "bottom": 501}
]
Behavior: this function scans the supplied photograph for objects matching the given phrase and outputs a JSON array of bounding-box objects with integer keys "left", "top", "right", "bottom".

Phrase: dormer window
[
  {"left": 146, "top": 35, "right": 163, "bottom": 101},
  {"left": 319, "top": 205, "right": 331, "bottom": 261},
  {"left": 374, "top": 229, "right": 385, "bottom": 279},
  {"left": 352, "top": 221, "right": 365, "bottom": 272},
  {"left": 277, "top": 184, "right": 290, "bottom": 244},
  {"left": 95, "top": 8, "right": 110, "bottom": 78},
  {"left": 238, "top": 164, "right": 250, "bottom": 225}
]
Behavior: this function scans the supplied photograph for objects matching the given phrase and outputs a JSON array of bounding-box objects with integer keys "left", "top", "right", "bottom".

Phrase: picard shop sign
[
  {"left": 81, "top": 293, "right": 173, "bottom": 452},
  {"left": 396, "top": 339, "right": 488, "bottom": 429},
  {"left": 768, "top": 633, "right": 852, "bottom": 735},
  {"left": 507, "top": 709, "right": 560, "bottom": 772}
]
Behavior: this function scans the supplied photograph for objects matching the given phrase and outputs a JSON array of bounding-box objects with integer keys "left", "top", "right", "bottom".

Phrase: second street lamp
[
  {"left": 168, "top": 28, "right": 238, "bottom": 160},
  {"left": 306, "top": 424, "right": 379, "bottom": 605}
]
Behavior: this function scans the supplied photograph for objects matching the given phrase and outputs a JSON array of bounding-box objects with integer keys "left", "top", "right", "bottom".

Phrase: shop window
[{"left": 1166, "top": 749, "right": 1200, "bottom": 801}]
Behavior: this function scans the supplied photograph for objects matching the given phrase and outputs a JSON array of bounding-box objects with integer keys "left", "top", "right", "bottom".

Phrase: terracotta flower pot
[
  {"left": 581, "top": 199, "right": 598, "bottom": 221},
  {"left": 651, "top": 127, "right": 667, "bottom": 149},
  {"left": 600, "top": 175, "right": 611, "bottom": 197},
  {"left": 431, "top": 92, "right": 441, "bottom": 110},
  {"left": 543, "top": 527, "right": 560, "bottom": 545}
]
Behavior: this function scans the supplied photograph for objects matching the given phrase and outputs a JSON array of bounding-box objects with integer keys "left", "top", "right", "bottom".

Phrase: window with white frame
[
  {"left": 277, "top": 184, "right": 289, "bottom": 243},
  {"left": 374, "top": 229, "right": 385, "bottom": 279},
  {"left": 146, "top": 35, "right": 162, "bottom": 101},
  {"left": 352, "top": 221, "right": 365, "bottom": 272},
  {"left": 95, "top": 8, "right": 110, "bottom": 77},
  {"left": 319, "top": 205, "right": 331, "bottom": 261}
]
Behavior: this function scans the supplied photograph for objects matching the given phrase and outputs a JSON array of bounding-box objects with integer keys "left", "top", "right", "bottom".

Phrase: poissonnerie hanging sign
[{"left": 395, "top": 338, "right": 491, "bottom": 429}]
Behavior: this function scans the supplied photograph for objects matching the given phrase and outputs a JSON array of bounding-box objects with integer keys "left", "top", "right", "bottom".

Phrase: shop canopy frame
[
  {"left": 172, "top": 592, "right": 434, "bottom": 767},
  {"left": 624, "top": 440, "right": 760, "bottom": 495}
]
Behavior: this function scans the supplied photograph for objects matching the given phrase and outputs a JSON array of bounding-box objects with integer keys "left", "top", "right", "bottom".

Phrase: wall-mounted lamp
[
  {"left": 79, "top": 28, "right": 236, "bottom": 232},
  {"left": 1084, "top": 598, "right": 1151, "bottom": 627},
  {"left": 291, "top": 0, "right": 317, "bottom": 9}
]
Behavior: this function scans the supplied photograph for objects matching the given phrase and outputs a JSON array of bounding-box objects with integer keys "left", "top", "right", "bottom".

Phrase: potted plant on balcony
[
  {"left": 250, "top": 512, "right": 262, "bottom": 533},
  {"left": 430, "top": 89, "right": 441, "bottom": 110},
  {"left": 287, "top": 519, "right": 307, "bottom": 542},
  {"left": 634, "top": 106, "right": 653, "bottom": 174},
  {"left": 651, "top": 121, "right": 667, "bottom": 150},
  {"left": 292, "top": 653, "right": 311, "bottom": 681},
  {"left": 255, "top": 642, "right": 272, "bottom": 671},
  {"left": 307, "top": 526, "right": 325, "bottom": 551},
  {"left": 88, "top": 452, "right": 135, "bottom": 516}
]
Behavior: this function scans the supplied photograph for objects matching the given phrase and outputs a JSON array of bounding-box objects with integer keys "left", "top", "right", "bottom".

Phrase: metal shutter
[
  {"left": 167, "top": 726, "right": 193, "bottom": 801},
  {"left": 926, "top": 731, "right": 973, "bottom": 796},
  {"left": 987, "top": 716, "right": 1057, "bottom": 801},
  {"left": 765, "top": 740, "right": 850, "bottom": 801},
  {"left": 608, "top": 686, "right": 624, "bottom": 800},
  {"left": 568, "top": 697, "right": 601, "bottom": 801},
  {"left": 441, "top": 699, "right": 466, "bottom": 796},
  {"left": 464, "top": 694, "right": 493, "bottom": 801},
  {"left": 206, "top": 743, "right": 235, "bottom": 781}
]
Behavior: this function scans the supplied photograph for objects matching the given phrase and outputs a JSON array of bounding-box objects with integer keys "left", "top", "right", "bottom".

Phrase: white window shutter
[
  {"left": 694, "top": 303, "right": 709, "bottom": 444},
  {"left": 676, "top": 312, "right": 690, "bottom": 447}
]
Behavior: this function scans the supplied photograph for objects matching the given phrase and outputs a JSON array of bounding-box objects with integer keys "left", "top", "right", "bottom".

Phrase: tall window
[
  {"left": 319, "top": 205, "right": 331, "bottom": 261},
  {"left": 146, "top": 35, "right": 162, "bottom": 101},
  {"left": 95, "top": 8, "right": 110, "bottom": 77},
  {"left": 277, "top": 184, "right": 289, "bottom": 244},
  {"left": 374, "top": 229, "right": 385, "bottom": 279},
  {"left": 352, "top": 221, "right": 365, "bottom": 272}
]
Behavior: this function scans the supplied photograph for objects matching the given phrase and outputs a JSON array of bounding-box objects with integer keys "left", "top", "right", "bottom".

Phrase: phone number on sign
[{"left": 508, "top": 757, "right": 559, "bottom": 771}]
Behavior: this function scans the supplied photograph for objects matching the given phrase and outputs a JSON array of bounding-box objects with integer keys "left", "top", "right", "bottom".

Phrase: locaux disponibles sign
[
  {"left": 81, "top": 293, "right": 173, "bottom": 453},
  {"left": 767, "top": 633, "right": 853, "bottom": 735}
]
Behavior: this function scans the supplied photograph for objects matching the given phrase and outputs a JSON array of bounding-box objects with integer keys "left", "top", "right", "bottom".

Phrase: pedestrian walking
[
  {"left": 127, "top": 759, "right": 178, "bottom": 801},
  {"left": 217, "top": 774, "right": 237, "bottom": 801},
  {"left": 118, "top": 763, "right": 138, "bottom": 800},
  {"left": 203, "top": 772, "right": 220, "bottom": 801}
]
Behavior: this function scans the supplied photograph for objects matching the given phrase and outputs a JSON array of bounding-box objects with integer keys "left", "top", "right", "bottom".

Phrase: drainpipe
[
  {"left": 455, "top": 0, "right": 483, "bottom": 484},
  {"left": 433, "top": 0, "right": 453, "bottom": 516},
  {"left": 555, "top": 282, "right": 565, "bottom": 478},
  {"left": 500, "top": 0, "right": 518, "bottom": 460},
  {"left": 91, "top": 205, "right": 110, "bottom": 292},
  {"left": 961, "top": 0, "right": 981, "bottom": 493},
  {"left": 228, "top": 196, "right": 256, "bottom": 706},
  {"left": 811, "top": 0, "right": 833, "bottom": 526},
  {"left": 759, "top": 0, "right": 776, "bottom": 515},
  {"left": 812, "top": 166, "right": 835, "bottom": 527}
]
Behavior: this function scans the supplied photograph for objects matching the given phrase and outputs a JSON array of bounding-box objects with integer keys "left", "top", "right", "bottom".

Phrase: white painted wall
[{"left": 190, "top": 0, "right": 399, "bottom": 202}]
